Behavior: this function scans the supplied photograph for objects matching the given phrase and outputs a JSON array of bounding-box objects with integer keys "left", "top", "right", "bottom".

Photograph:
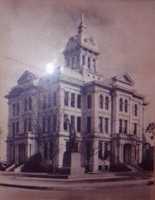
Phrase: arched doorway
[{"left": 124, "top": 144, "right": 132, "bottom": 164}]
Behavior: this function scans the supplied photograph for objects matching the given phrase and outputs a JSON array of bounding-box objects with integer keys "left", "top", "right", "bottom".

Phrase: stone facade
[{"left": 6, "top": 16, "right": 145, "bottom": 172}]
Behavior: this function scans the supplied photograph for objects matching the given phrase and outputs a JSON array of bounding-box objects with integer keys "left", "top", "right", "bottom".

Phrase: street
[{"left": 0, "top": 185, "right": 154, "bottom": 200}]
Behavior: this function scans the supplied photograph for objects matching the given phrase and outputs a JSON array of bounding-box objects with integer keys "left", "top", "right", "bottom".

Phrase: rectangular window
[
  {"left": 77, "top": 116, "right": 81, "bottom": 132},
  {"left": 24, "top": 98, "right": 28, "bottom": 111},
  {"left": 105, "top": 118, "right": 109, "bottom": 133},
  {"left": 17, "top": 103, "right": 20, "bottom": 115},
  {"left": 77, "top": 94, "right": 81, "bottom": 108},
  {"left": 42, "top": 117, "right": 46, "bottom": 133},
  {"left": 71, "top": 93, "right": 75, "bottom": 107},
  {"left": 12, "top": 122, "right": 16, "bottom": 136},
  {"left": 87, "top": 95, "right": 92, "bottom": 109},
  {"left": 87, "top": 116, "right": 91, "bottom": 133},
  {"left": 28, "top": 118, "right": 32, "bottom": 132},
  {"left": 88, "top": 57, "right": 91, "bottom": 69},
  {"left": 12, "top": 104, "right": 16, "bottom": 116},
  {"left": 119, "top": 119, "right": 123, "bottom": 133},
  {"left": 99, "top": 117, "right": 103, "bottom": 133},
  {"left": 64, "top": 91, "right": 69, "bottom": 106},
  {"left": 98, "top": 141, "right": 103, "bottom": 159},
  {"left": 124, "top": 120, "right": 128, "bottom": 134},
  {"left": 71, "top": 115, "right": 75, "bottom": 129},
  {"left": 43, "top": 96, "right": 47, "bottom": 109},
  {"left": 47, "top": 116, "right": 51, "bottom": 132},
  {"left": 53, "top": 115, "right": 57, "bottom": 132},
  {"left": 48, "top": 94, "right": 52, "bottom": 107},
  {"left": 82, "top": 55, "right": 85, "bottom": 65},
  {"left": 53, "top": 92, "right": 57, "bottom": 106},
  {"left": 64, "top": 114, "right": 68, "bottom": 131},
  {"left": 134, "top": 123, "right": 138, "bottom": 135},
  {"left": 24, "top": 119, "right": 27, "bottom": 132}
]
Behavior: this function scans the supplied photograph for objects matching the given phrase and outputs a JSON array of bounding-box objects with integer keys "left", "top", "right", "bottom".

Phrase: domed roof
[{"left": 64, "top": 14, "right": 99, "bottom": 55}]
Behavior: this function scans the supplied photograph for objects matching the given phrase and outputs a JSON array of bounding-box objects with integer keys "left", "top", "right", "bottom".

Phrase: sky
[{"left": 0, "top": 0, "right": 155, "bottom": 159}]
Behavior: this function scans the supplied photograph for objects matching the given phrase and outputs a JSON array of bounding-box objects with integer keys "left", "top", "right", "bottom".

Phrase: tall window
[
  {"left": 24, "top": 98, "right": 28, "bottom": 111},
  {"left": 124, "top": 99, "right": 128, "bottom": 113},
  {"left": 77, "top": 117, "right": 81, "bottom": 132},
  {"left": 12, "top": 104, "right": 16, "bottom": 116},
  {"left": 17, "top": 103, "right": 20, "bottom": 115},
  {"left": 87, "top": 94, "right": 92, "bottom": 109},
  {"left": 42, "top": 117, "right": 46, "bottom": 133},
  {"left": 105, "top": 118, "right": 109, "bottom": 133},
  {"left": 64, "top": 114, "right": 68, "bottom": 131},
  {"left": 16, "top": 121, "right": 19, "bottom": 133},
  {"left": 88, "top": 57, "right": 91, "bottom": 69},
  {"left": 105, "top": 96, "right": 109, "bottom": 110},
  {"left": 28, "top": 118, "right": 32, "bottom": 132},
  {"left": 24, "top": 119, "right": 27, "bottom": 132},
  {"left": 43, "top": 96, "right": 47, "bottom": 109},
  {"left": 44, "top": 143, "right": 48, "bottom": 159},
  {"left": 119, "top": 119, "right": 123, "bottom": 133},
  {"left": 28, "top": 97, "right": 32, "bottom": 110},
  {"left": 71, "top": 93, "right": 75, "bottom": 107},
  {"left": 99, "top": 117, "right": 103, "bottom": 133},
  {"left": 53, "top": 115, "right": 57, "bottom": 132},
  {"left": 77, "top": 94, "right": 81, "bottom": 108},
  {"left": 64, "top": 91, "right": 69, "bottom": 106},
  {"left": 12, "top": 122, "right": 16, "bottom": 136},
  {"left": 98, "top": 141, "right": 103, "bottom": 159},
  {"left": 119, "top": 98, "right": 123, "bottom": 112},
  {"left": 48, "top": 94, "right": 52, "bottom": 107},
  {"left": 134, "top": 123, "right": 138, "bottom": 135},
  {"left": 134, "top": 104, "right": 138, "bottom": 116},
  {"left": 53, "top": 92, "right": 57, "bottom": 106},
  {"left": 99, "top": 95, "right": 104, "bottom": 109},
  {"left": 47, "top": 116, "right": 51, "bottom": 133},
  {"left": 71, "top": 115, "right": 75, "bottom": 129},
  {"left": 124, "top": 120, "right": 128, "bottom": 134},
  {"left": 82, "top": 55, "right": 85, "bottom": 65},
  {"left": 93, "top": 58, "right": 96, "bottom": 72},
  {"left": 87, "top": 116, "right": 91, "bottom": 133}
]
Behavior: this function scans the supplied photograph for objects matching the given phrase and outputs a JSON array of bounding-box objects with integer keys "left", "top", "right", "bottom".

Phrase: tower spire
[{"left": 78, "top": 13, "right": 86, "bottom": 35}]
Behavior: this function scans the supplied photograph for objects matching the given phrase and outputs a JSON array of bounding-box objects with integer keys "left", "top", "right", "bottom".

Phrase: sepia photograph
[{"left": 0, "top": 0, "right": 154, "bottom": 199}]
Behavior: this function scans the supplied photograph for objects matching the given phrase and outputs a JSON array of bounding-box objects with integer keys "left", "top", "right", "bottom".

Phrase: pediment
[
  {"left": 112, "top": 73, "right": 134, "bottom": 86},
  {"left": 17, "top": 70, "right": 37, "bottom": 85}
]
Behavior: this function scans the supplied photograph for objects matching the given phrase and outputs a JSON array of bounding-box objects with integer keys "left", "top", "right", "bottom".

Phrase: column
[
  {"left": 92, "top": 139, "right": 99, "bottom": 172},
  {"left": 57, "top": 137, "right": 66, "bottom": 168}
]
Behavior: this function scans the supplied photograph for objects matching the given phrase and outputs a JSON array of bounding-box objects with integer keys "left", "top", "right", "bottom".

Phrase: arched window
[
  {"left": 124, "top": 99, "right": 128, "bottom": 113},
  {"left": 99, "top": 94, "right": 104, "bottom": 109},
  {"left": 119, "top": 98, "right": 123, "bottom": 112},
  {"left": 105, "top": 96, "right": 109, "bottom": 110}
]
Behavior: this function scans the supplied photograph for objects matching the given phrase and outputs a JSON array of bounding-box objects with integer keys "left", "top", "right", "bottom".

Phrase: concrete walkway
[{"left": 0, "top": 172, "right": 153, "bottom": 191}]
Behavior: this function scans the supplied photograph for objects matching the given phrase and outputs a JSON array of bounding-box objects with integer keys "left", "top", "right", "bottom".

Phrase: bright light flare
[{"left": 46, "top": 62, "right": 55, "bottom": 74}]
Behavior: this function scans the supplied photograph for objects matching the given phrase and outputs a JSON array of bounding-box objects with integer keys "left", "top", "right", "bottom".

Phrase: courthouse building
[{"left": 6, "top": 16, "right": 145, "bottom": 172}]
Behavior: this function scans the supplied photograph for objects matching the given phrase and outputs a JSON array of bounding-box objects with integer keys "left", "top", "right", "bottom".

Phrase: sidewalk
[{"left": 0, "top": 172, "right": 154, "bottom": 191}]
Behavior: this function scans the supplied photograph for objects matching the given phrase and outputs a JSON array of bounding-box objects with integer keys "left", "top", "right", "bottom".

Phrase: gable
[
  {"left": 112, "top": 73, "right": 134, "bottom": 86},
  {"left": 17, "top": 70, "right": 37, "bottom": 85}
]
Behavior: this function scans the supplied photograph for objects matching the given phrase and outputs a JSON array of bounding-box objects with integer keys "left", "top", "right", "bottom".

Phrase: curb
[{"left": 0, "top": 179, "right": 153, "bottom": 191}]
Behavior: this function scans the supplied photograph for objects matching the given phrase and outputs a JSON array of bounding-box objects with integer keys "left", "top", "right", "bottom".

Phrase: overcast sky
[{"left": 0, "top": 0, "right": 155, "bottom": 159}]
